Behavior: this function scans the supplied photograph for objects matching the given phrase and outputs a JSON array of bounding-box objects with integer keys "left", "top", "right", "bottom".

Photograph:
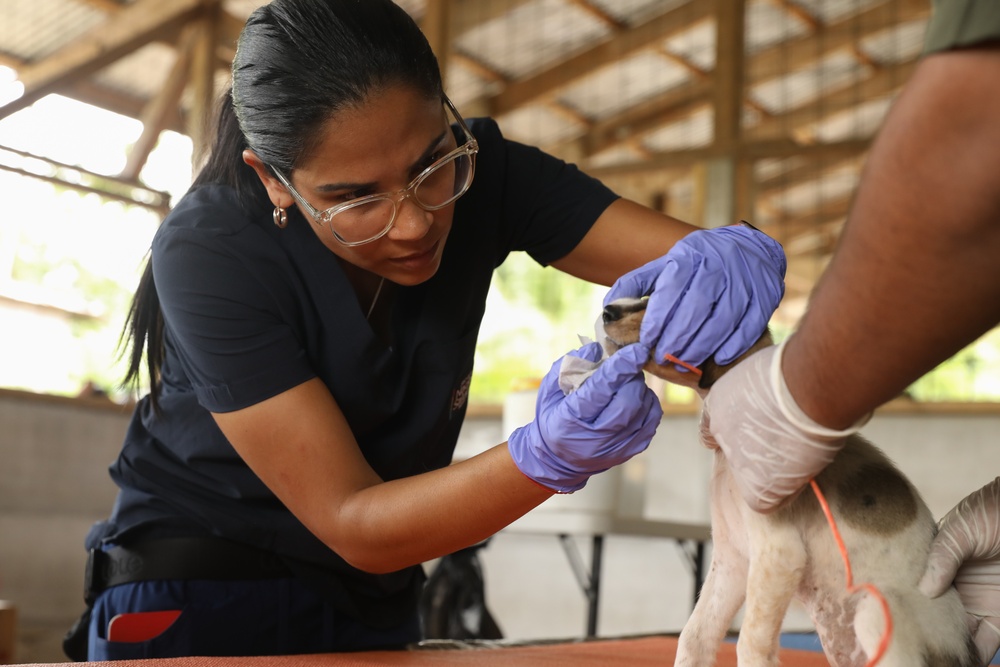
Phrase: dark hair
[{"left": 121, "top": 0, "right": 443, "bottom": 408}]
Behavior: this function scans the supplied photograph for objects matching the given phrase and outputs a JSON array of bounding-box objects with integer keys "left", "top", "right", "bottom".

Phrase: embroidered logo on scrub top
[{"left": 450, "top": 371, "right": 472, "bottom": 418}]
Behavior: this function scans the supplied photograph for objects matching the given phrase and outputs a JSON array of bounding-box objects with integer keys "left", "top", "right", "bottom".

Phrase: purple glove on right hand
[
  {"left": 604, "top": 223, "right": 786, "bottom": 370},
  {"left": 508, "top": 342, "right": 663, "bottom": 493}
]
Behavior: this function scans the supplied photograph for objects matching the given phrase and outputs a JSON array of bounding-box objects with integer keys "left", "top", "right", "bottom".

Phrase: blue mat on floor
[{"left": 774, "top": 633, "right": 1000, "bottom": 664}]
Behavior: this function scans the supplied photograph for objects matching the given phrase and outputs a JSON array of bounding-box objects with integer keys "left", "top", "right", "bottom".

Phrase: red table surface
[{"left": 10, "top": 635, "right": 831, "bottom": 666}]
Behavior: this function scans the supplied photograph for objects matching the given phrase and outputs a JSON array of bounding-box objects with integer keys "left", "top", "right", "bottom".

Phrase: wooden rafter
[
  {"left": 120, "top": 27, "right": 198, "bottom": 181},
  {"left": 767, "top": 0, "right": 821, "bottom": 31},
  {"left": 187, "top": 5, "right": 221, "bottom": 167},
  {"left": 74, "top": 0, "right": 131, "bottom": 13},
  {"left": 746, "top": 58, "right": 917, "bottom": 140},
  {"left": 529, "top": 0, "right": 926, "bottom": 166},
  {"left": 563, "top": 0, "right": 625, "bottom": 30},
  {"left": 555, "top": 79, "right": 713, "bottom": 158},
  {"left": 756, "top": 153, "right": 865, "bottom": 197},
  {"left": 0, "top": 143, "right": 170, "bottom": 214},
  {"left": 483, "top": 0, "right": 713, "bottom": 116},
  {"left": 422, "top": 0, "right": 453, "bottom": 84},
  {"left": 0, "top": 0, "right": 218, "bottom": 121},
  {"left": 747, "top": 0, "right": 928, "bottom": 84}
]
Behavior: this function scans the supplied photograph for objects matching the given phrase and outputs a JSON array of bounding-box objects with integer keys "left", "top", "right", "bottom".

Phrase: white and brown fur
[{"left": 601, "top": 297, "right": 977, "bottom": 667}]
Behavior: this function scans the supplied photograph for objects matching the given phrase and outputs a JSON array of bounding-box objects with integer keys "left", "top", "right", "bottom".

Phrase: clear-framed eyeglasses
[{"left": 272, "top": 96, "right": 478, "bottom": 247}]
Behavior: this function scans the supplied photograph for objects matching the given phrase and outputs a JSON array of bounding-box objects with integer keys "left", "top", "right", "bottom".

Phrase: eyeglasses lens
[
  {"left": 328, "top": 151, "right": 474, "bottom": 245},
  {"left": 414, "top": 151, "right": 472, "bottom": 208}
]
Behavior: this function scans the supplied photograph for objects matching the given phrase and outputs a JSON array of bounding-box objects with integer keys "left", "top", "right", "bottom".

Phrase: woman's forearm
[{"left": 331, "top": 444, "right": 553, "bottom": 573}]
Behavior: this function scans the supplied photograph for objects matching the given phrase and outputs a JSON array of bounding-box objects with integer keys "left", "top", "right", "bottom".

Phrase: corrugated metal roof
[{"left": 0, "top": 0, "right": 933, "bottom": 305}]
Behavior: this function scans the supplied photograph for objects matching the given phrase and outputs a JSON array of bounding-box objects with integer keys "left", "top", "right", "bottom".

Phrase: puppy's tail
[{"left": 854, "top": 587, "right": 977, "bottom": 667}]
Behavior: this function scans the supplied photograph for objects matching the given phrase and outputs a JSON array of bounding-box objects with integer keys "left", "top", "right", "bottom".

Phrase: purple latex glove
[
  {"left": 508, "top": 342, "right": 663, "bottom": 493},
  {"left": 604, "top": 223, "right": 786, "bottom": 369}
]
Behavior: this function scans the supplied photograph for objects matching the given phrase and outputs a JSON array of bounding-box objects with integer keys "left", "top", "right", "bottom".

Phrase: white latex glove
[
  {"left": 700, "top": 336, "right": 870, "bottom": 513},
  {"left": 920, "top": 478, "right": 1000, "bottom": 666}
]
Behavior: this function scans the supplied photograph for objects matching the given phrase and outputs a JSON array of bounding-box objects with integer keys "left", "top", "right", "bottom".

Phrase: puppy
[{"left": 601, "top": 297, "right": 977, "bottom": 667}]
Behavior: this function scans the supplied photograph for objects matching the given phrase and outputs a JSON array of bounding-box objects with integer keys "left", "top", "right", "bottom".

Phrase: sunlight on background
[
  {"left": 0, "top": 68, "right": 605, "bottom": 404},
  {"left": 0, "top": 66, "right": 192, "bottom": 399},
  {"left": 0, "top": 66, "right": 23, "bottom": 107},
  {"left": 1, "top": 64, "right": 998, "bottom": 405}
]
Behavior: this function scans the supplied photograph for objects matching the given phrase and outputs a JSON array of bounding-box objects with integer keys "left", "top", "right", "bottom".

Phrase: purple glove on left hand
[
  {"left": 604, "top": 223, "right": 786, "bottom": 369},
  {"left": 508, "top": 342, "right": 663, "bottom": 493}
]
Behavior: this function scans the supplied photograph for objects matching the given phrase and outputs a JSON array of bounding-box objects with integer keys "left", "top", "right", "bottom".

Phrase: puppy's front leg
[
  {"left": 676, "top": 456, "right": 749, "bottom": 667},
  {"left": 675, "top": 545, "right": 749, "bottom": 667},
  {"left": 737, "top": 514, "right": 807, "bottom": 667}
]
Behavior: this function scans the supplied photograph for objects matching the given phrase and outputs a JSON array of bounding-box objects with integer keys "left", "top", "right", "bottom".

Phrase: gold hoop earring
[{"left": 273, "top": 206, "right": 288, "bottom": 229}]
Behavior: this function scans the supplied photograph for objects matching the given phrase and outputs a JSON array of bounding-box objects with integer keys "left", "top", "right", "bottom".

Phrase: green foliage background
[{"left": 4, "top": 176, "right": 1000, "bottom": 407}]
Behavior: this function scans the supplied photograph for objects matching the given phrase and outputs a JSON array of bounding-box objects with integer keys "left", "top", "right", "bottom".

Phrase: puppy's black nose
[{"left": 603, "top": 304, "right": 624, "bottom": 324}]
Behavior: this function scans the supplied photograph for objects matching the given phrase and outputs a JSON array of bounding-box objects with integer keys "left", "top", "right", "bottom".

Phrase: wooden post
[
  {"left": 705, "top": 0, "right": 747, "bottom": 228},
  {"left": 0, "top": 601, "right": 16, "bottom": 664},
  {"left": 422, "top": 0, "right": 452, "bottom": 88},
  {"left": 121, "top": 25, "right": 197, "bottom": 182},
  {"left": 188, "top": 4, "right": 220, "bottom": 172}
]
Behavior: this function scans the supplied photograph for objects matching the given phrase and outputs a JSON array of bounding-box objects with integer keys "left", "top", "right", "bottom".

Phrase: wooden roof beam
[
  {"left": 120, "top": 27, "right": 198, "bottom": 181},
  {"left": 187, "top": 7, "right": 221, "bottom": 168},
  {"left": 549, "top": 1, "right": 921, "bottom": 162},
  {"left": 216, "top": 9, "right": 247, "bottom": 66},
  {"left": 585, "top": 136, "right": 870, "bottom": 178},
  {"left": 451, "top": 0, "right": 538, "bottom": 35},
  {"left": 769, "top": 194, "right": 852, "bottom": 240},
  {"left": 746, "top": 58, "right": 917, "bottom": 140},
  {"left": 484, "top": 0, "right": 712, "bottom": 116},
  {"left": 74, "top": 0, "right": 132, "bottom": 13},
  {"left": 748, "top": 0, "right": 929, "bottom": 84},
  {"left": 0, "top": 0, "right": 218, "bottom": 121},
  {"left": 563, "top": 0, "right": 626, "bottom": 30},
  {"left": 756, "top": 153, "right": 865, "bottom": 196},
  {"left": 568, "top": 79, "right": 713, "bottom": 157}
]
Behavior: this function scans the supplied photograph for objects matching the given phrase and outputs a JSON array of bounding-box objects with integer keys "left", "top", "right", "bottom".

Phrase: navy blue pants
[{"left": 87, "top": 578, "right": 421, "bottom": 660}]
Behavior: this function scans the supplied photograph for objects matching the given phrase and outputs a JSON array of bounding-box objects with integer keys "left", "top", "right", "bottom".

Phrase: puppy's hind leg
[
  {"left": 737, "top": 518, "right": 807, "bottom": 667},
  {"left": 675, "top": 544, "right": 749, "bottom": 667}
]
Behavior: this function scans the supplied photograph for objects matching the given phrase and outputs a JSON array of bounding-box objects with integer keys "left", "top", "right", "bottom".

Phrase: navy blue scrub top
[{"left": 87, "top": 117, "right": 620, "bottom": 627}]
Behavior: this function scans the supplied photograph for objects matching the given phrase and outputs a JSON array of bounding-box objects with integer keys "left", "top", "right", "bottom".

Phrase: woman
[{"left": 76, "top": 0, "right": 785, "bottom": 659}]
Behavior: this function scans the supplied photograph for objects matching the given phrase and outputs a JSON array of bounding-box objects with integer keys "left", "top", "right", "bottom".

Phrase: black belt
[{"left": 84, "top": 537, "right": 293, "bottom": 604}]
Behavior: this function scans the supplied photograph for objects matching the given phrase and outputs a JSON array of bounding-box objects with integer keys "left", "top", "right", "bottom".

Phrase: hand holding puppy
[
  {"left": 604, "top": 223, "right": 786, "bottom": 371},
  {"left": 508, "top": 342, "right": 662, "bottom": 493},
  {"left": 920, "top": 477, "right": 1000, "bottom": 666},
  {"left": 700, "top": 338, "right": 869, "bottom": 513}
]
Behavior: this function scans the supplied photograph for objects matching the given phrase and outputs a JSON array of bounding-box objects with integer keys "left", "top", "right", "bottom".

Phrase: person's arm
[
  {"left": 212, "top": 341, "right": 659, "bottom": 575},
  {"left": 213, "top": 377, "right": 551, "bottom": 574},
  {"left": 700, "top": 45, "right": 1000, "bottom": 515},
  {"left": 783, "top": 46, "right": 1000, "bottom": 430},
  {"left": 548, "top": 197, "right": 694, "bottom": 286}
]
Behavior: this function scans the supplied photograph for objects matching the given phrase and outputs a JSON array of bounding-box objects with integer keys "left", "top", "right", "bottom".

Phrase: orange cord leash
[
  {"left": 809, "top": 479, "right": 893, "bottom": 666},
  {"left": 662, "top": 353, "right": 703, "bottom": 377}
]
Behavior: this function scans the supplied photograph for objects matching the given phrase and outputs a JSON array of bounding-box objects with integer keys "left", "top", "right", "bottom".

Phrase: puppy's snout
[
  {"left": 602, "top": 297, "right": 648, "bottom": 324},
  {"left": 603, "top": 304, "right": 626, "bottom": 324},
  {"left": 601, "top": 297, "right": 648, "bottom": 349}
]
